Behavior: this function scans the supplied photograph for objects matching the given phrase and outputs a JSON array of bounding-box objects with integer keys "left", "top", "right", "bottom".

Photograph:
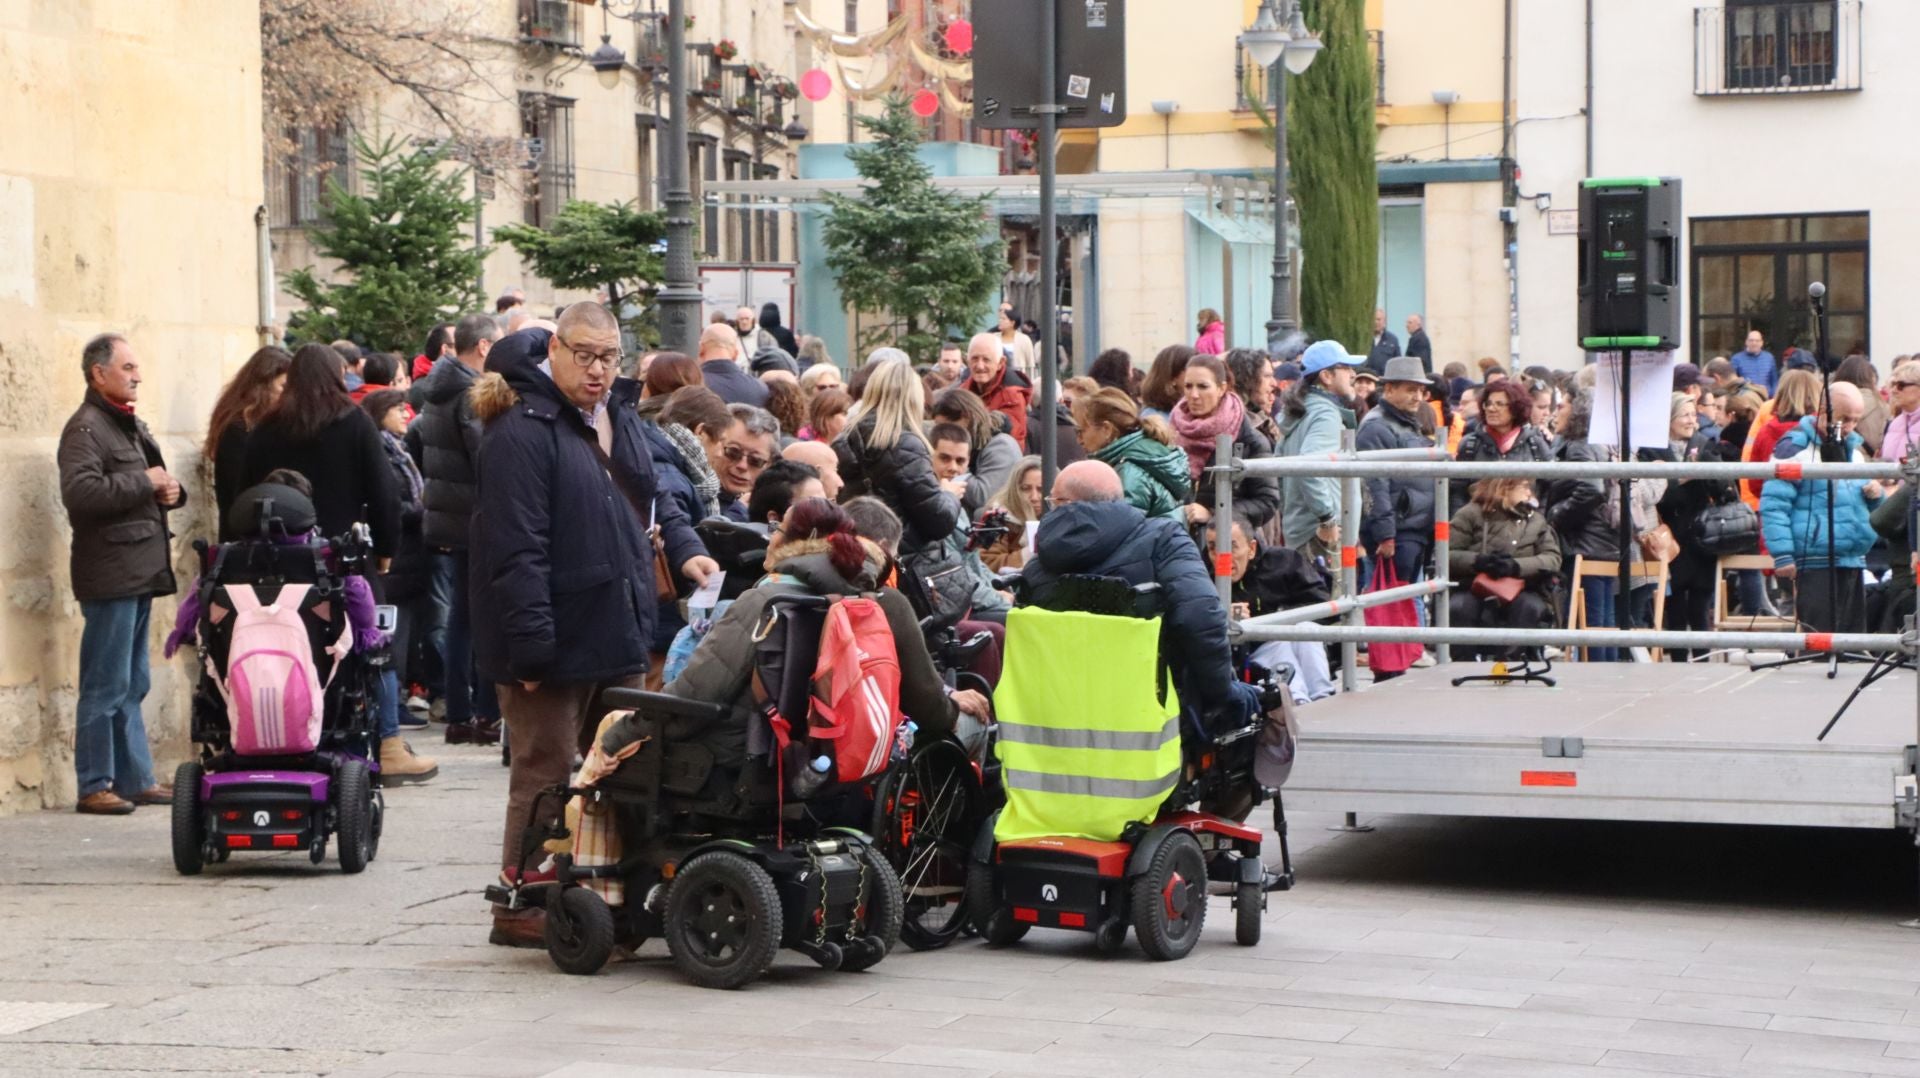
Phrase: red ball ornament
[
  {"left": 943, "top": 19, "right": 974, "bottom": 54},
  {"left": 799, "top": 68, "right": 833, "bottom": 102},
  {"left": 911, "top": 89, "right": 940, "bottom": 118}
]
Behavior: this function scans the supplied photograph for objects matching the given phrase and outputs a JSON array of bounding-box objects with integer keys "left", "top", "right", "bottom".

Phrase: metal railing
[
  {"left": 1209, "top": 439, "right": 1920, "bottom": 681},
  {"left": 1694, "top": 1, "right": 1862, "bottom": 96}
]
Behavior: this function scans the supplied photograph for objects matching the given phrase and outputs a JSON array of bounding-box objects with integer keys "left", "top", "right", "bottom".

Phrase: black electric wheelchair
[{"left": 967, "top": 575, "right": 1296, "bottom": 960}]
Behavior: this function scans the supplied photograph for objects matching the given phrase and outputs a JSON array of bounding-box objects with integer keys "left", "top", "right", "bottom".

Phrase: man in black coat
[
  {"left": 1356, "top": 356, "right": 1438, "bottom": 587},
  {"left": 470, "top": 307, "right": 716, "bottom": 947},
  {"left": 57, "top": 334, "right": 184, "bottom": 814},
  {"left": 1020, "top": 461, "right": 1257, "bottom": 737},
  {"left": 413, "top": 312, "right": 500, "bottom": 743},
  {"left": 698, "top": 322, "right": 770, "bottom": 407},
  {"left": 1365, "top": 308, "right": 1400, "bottom": 375},
  {"left": 1404, "top": 313, "right": 1434, "bottom": 376}
]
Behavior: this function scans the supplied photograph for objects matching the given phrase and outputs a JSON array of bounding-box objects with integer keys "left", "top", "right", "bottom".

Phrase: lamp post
[
  {"left": 655, "top": 0, "right": 703, "bottom": 355},
  {"left": 1241, "top": 0, "right": 1322, "bottom": 353}
]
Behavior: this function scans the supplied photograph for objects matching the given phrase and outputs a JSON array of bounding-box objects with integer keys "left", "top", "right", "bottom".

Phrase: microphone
[{"left": 1809, "top": 280, "right": 1828, "bottom": 313}]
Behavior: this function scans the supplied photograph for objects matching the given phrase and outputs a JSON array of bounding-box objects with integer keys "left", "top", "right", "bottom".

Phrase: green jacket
[
  {"left": 1447, "top": 500, "right": 1563, "bottom": 584},
  {"left": 1276, "top": 387, "right": 1355, "bottom": 548},
  {"left": 1094, "top": 431, "right": 1191, "bottom": 520}
]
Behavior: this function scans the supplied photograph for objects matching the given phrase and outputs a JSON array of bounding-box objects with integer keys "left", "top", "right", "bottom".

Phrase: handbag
[
  {"left": 1471, "top": 573, "right": 1526, "bottom": 604},
  {"left": 1637, "top": 522, "right": 1681, "bottom": 563},
  {"left": 1693, "top": 501, "right": 1760, "bottom": 556},
  {"left": 1360, "top": 561, "right": 1422, "bottom": 674},
  {"left": 585, "top": 428, "right": 677, "bottom": 603}
]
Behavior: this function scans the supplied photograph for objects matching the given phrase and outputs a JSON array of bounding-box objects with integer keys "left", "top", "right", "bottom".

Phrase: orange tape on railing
[
  {"left": 1434, "top": 521, "right": 1450, "bottom": 542},
  {"left": 1776, "top": 461, "right": 1803, "bottom": 480},
  {"left": 1805, "top": 632, "right": 1833, "bottom": 652},
  {"left": 1340, "top": 545, "right": 1359, "bottom": 568},
  {"left": 1214, "top": 552, "right": 1234, "bottom": 577}
]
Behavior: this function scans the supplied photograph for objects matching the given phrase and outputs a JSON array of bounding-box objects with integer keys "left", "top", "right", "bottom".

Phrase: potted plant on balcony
[
  {"left": 730, "top": 94, "right": 755, "bottom": 117},
  {"left": 696, "top": 76, "right": 721, "bottom": 98},
  {"left": 713, "top": 38, "right": 738, "bottom": 61}
]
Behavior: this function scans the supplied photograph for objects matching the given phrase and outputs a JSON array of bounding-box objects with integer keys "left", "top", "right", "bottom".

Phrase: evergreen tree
[
  {"left": 1250, "top": 0, "right": 1379, "bottom": 351},
  {"left": 1291, "top": 0, "right": 1379, "bottom": 352},
  {"left": 821, "top": 97, "right": 1006, "bottom": 362},
  {"left": 495, "top": 200, "right": 667, "bottom": 344},
  {"left": 284, "top": 135, "right": 486, "bottom": 351}
]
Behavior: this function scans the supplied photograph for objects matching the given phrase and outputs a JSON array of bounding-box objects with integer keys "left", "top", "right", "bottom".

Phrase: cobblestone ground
[{"left": 4, "top": 742, "right": 1920, "bottom": 1078}]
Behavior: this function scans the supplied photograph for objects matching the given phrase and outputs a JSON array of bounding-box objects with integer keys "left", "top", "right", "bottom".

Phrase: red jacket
[{"left": 961, "top": 366, "right": 1033, "bottom": 446}]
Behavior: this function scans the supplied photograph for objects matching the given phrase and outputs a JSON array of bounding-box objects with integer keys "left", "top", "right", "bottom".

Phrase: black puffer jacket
[
  {"left": 1230, "top": 412, "right": 1283, "bottom": 530},
  {"left": 1355, "top": 400, "right": 1436, "bottom": 546},
  {"left": 1657, "top": 432, "right": 1739, "bottom": 588},
  {"left": 1450, "top": 423, "right": 1553, "bottom": 516},
  {"left": 833, "top": 413, "right": 960, "bottom": 556},
  {"left": 468, "top": 329, "right": 706, "bottom": 684},
  {"left": 414, "top": 356, "right": 484, "bottom": 549},
  {"left": 1542, "top": 438, "right": 1619, "bottom": 561}
]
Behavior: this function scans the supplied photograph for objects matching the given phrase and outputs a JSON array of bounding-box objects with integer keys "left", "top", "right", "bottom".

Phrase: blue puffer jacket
[{"left": 1759, "top": 416, "right": 1882, "bottom": 571}]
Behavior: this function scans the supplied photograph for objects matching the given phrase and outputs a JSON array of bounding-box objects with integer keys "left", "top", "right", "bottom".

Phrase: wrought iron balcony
[{"left": 1694, "top": 1, "right": 1861, "bottom": 95}]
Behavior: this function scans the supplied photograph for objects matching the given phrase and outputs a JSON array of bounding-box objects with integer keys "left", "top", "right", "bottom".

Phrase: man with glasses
[
  {"left": 470, "top": 303, "right": 718, "bottom": 948},
  {"left": 707, "top": 404, "right": 779, "bottom": 521}
]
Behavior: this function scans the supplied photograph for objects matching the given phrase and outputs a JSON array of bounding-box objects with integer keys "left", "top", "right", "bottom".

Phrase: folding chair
[
  {"left": 1568, "top": 555, "right": 1670, "bottom": 662},
  {"left": 1710, "top": 554, "right": 1796, "bottom": 654}
]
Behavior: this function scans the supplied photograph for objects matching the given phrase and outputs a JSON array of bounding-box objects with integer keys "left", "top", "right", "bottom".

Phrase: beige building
[
  {"left": 272, "top": 0, "right": 828, "bottom": 330},
  {"left": 0, "top": 4, "right": 266, "bottom": 813}
]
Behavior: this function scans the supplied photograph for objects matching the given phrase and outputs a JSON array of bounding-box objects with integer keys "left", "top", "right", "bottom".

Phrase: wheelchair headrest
[
  {"left": 695, "top": 516, "right": 770, "bottom": 571},
  {"left": 226, "top": 482, "right": 316, "bottom": 540},
  {"left": 1017, "top": 574, "right": 1162, "bottom": 619}
]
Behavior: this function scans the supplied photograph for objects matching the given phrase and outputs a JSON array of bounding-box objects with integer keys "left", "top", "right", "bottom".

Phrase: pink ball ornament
[
  {"left": 799, "top": 68, "right": 833, "bottom": 102},
  {"left": 943, "top": 19, "right": 974, "bottom": 54},
  {"left": 911, "top": 89, "right": 940, "bottom": 118}
]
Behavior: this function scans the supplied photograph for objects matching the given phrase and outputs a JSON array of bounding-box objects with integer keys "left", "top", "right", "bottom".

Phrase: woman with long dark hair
[
  {"left": 1139, "top": 344, "right": 1194, "bottom": 418},
  {"left": 206, "top": 346, "right": 291, "bottom": 533},
  {"left": 240, "top": 344, "right": 398, "bottom": 556}
]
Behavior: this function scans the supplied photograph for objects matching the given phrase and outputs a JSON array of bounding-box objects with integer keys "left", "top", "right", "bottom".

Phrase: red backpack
[{"left": 807, "top": 596, "right": 904, "bottom": 783}]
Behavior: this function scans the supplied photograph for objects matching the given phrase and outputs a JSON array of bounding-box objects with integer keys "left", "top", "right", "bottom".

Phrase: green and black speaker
[{"left": 1577, "top": 177, "right": 1681, "bottom": 352}]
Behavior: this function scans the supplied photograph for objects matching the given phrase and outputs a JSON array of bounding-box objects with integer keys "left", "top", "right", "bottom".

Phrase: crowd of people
[{"left": 53, "top": 294, "right": 1914, "bottom": 952}]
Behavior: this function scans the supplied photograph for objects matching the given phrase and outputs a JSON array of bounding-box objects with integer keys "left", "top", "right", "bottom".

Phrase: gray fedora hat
[{"left": 1381, "top": 355, "right": 1428, "bottom": 384}]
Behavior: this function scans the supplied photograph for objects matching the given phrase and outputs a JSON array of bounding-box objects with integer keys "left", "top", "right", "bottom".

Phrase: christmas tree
[
  {"left": 284, "top": 135, "right": 486, "bottom": 351},
  {"left": 821, "top": 97, "right": 1005, "bottom": 362},
  {"left": 494, "top": 200, "right": 666, "bottom": 345}
]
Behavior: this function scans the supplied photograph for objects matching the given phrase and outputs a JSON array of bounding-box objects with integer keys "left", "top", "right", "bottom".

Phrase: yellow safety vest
[{"left": 992, "top": 606, "right": 1182, "bottom": 843}]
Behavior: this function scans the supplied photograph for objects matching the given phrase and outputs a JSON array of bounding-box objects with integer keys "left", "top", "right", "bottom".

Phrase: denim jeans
[
  {"left": 435, "top": 548, "right": 498, "bottom": 724},
  {"left": 374, "top": 668, "right": 400, "bottom": 740},
  {"left": 424, "top": 553, "right": 454, "bottom": 697},
  {"left": 75, "top": 597, "right": 158, "bottom": 798}
]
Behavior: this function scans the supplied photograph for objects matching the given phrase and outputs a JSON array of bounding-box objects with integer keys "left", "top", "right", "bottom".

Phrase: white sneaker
[
  {"left": 405, "top": 694, "right": 429, "bottom": 713},
  {"left": 1410, "top": 651, "right": 1436, "bottom": 669}
]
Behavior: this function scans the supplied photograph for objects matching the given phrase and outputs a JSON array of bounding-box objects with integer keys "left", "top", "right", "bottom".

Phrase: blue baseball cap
[{"left": 1300, "top": 339, "right": 1364, "bottom": 377}]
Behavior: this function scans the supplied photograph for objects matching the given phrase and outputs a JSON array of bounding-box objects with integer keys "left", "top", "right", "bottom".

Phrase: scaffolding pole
[
  {"left": 1235, "top": 459, "right": 1900, "bottom": 481},
  {"left": 1240, "top": 578, "right": 1452, "bottom": 628},
  {"left": 1234, "top": 623, "right": 1903, "bottom": 653}
]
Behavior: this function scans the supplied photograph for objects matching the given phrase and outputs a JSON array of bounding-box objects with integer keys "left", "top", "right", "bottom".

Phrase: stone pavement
[{"left": 5, "top": 743, "right": 1920, "bottom": 1078}]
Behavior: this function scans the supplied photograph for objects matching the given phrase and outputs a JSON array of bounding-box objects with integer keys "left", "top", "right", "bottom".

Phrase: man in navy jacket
[{"left": 470, "top": 305, "right": 716, "bottom": 947}]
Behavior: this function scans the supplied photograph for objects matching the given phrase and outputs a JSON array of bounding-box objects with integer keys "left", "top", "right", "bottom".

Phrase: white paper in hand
[{"left": 687, "top": 571, "right": 725, "bottom": 612}]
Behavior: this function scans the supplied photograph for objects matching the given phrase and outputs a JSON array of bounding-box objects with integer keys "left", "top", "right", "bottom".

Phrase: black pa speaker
[
  {"left": 971, "top": 0, "right": 1127, "bottom": 130},
  {"left": 1577, "top": 177, "right": 1681, "bottom": 351}
]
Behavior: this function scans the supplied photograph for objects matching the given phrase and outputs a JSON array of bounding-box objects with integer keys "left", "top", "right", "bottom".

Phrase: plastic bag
[{"left": 1361, "top": 560, "right": 1423, "bottom": 674}]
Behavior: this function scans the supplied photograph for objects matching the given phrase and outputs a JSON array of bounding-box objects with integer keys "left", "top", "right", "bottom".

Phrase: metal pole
[
  {"left": 1909, "top": 450, "right": 1920, "bottom": 929},
  {"left": 1241, "top": 578, "right": 1451, "bottom": 627},
  {"left": 473, "top": 170, "right": 486, "bottom": 302},
  {"left": 1214, "top": 433, "right": 1235, "bottom": 612},
  {"left": 1038, "top": 0, "right": 1061, "bottom": 492},
  {"left": 1231, "top": 458, "right": 1901, "bottom": 480},
  {"left": 657, "top": 0, "right": 702, "bottom": 356},
  {"left": 1232, "top": 624, "right": 1905, "bottom": 653},
  {"left": 1434, "top": 475, "right": 1450, "bottom": 664},
  {"left": 253, "top": 205, "right": 275, "bottom": 347},
  {"left": 1263, "top": 40, "right": 1294, "bottom": 353},
  {"left": 1615, "top": 352, "right": 1636, "bottom": 649},
  {"left": 1340, "top": 428, "right": 1360, "bottom": 692}
]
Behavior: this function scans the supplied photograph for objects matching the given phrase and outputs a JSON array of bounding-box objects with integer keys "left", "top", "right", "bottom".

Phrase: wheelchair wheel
[
  {"left": 1234, "top": 880, "right": 1263, "bottom": 946},
  {"left": 545, "top": 886, "right": 616, "bottom": 975},
  {"left": 334, "top": 759, "right": 373, "bottom": 875},
  {"left": 366, "top": 789, "right": 384, "bottom": 864},
  {"left": 871, "top": 740, "right": 979, "bottom": 951},
  {"left": 664, "top": 850, "right": 782, "bottom": 989},
  {"left": 839, "top": 842, "right": 903, "bottom": 972},
  {"left": 170, "top": 762, "right": 205, "bottom": 877},
  {"left": 1130, "top": 830, "right": 1207, "bottom": 961},
  {"left": 965, "top": 853, "right": 1027, "bottom": 946}
]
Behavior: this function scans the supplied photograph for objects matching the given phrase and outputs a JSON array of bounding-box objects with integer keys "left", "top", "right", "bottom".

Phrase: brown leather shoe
[
  {"left": 489, "top": 912, "right": 547, "bottom": 948},
  {"left": 75, "top": 790, "right": 136, "bottom": 815},
  {"left": 129, "top": 784, "right": 172, "bottom": 806}
]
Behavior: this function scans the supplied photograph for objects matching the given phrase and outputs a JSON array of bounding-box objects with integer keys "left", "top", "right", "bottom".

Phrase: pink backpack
[
  {"left": 808, "top": 597, "right": 904, "bottom": 783},
  {"left": 209, "top": 583, "right": 348, "bottom": 756}
]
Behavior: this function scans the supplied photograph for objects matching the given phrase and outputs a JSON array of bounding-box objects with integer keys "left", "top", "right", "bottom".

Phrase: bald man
[
  {"left": 698, "top": 321, "right": 768, "bottom": 407},
  {"left": 1759, "top": 378, "right": 1882, "bottom": 635},
  {"left": 1021, "top": 461, "right": 1256, "bottom": 736},
  {"left": 959, "top": 331, "right": 1033, "bottom": 446},
  {"left": 782, "top": 439, "right": 843, "bottom": 500}
]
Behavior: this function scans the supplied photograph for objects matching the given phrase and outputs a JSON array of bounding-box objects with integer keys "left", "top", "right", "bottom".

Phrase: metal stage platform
[{"left": 1289, "top": 663, "right": 1920, "bottom": 831}]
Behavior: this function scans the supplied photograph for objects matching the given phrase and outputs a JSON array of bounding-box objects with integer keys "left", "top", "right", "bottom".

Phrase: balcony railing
[
  {"left": 1237, "top": 30, "right": 1384, "bottom": 111},
  {"left": 1694, "top": 1, "right": 1861, "bottom": 95}
]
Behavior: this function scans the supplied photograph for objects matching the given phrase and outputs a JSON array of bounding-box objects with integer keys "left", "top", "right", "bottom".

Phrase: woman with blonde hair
[
  {"left": 798, "top": 361, "right": 843, "bottom": 400},
  {"left": 977, "top": 456, "right": 1044, "bottom": 571},
  {"left": 1072, "top": 387, "right": 1191, "bottom": 520},
  {"left": 833, "top": 356, "right": 957, "bottom": 555}
]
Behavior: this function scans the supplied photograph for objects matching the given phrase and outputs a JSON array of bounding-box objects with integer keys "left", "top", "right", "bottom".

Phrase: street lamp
[
  {"left": 1241, "top": 0, "right": 1322, "bottom": 352},
  {"left": 588, "top": 33, "right": 627, "bottom": 89}
]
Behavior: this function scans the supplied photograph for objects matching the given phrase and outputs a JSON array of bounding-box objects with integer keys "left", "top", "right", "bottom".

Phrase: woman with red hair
[{"left": 1448, "top": 380, "right": 1553, "bottom": 515}]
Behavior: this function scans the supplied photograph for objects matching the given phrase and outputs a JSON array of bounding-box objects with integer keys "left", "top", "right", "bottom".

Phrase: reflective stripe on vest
[
  {"left": 996, "top": 716, "right": 1180, "bottom": 752},
  {"left": 1003, "top": 768, "right": 1182, "bottom": 800}
]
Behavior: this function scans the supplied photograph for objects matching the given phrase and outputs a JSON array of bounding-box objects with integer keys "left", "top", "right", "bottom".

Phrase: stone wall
[{"left": 0, "top": 1, "right": 264, "bottom": 813}]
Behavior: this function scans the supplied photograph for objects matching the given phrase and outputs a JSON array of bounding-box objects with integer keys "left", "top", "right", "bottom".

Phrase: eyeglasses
[
  {"left": 721, "top": 443, "right": 771, "bottom": 470},
  {"left": 1894, "top": 381, "right": 1919, "bottom": 390},
  {"left": 559, "top": 338, "right": 622, "bottom": 370}
]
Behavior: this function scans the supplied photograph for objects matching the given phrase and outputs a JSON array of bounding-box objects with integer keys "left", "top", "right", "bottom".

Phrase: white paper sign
[
  {"left": 687, "top": 570, "right": 725, "bottom": 611},
  {"left": 1588, "top": 350, "right": 1675, "bottom": 451},
  {"left": 1022, "top": 520, "right": 1039, "bottom": 560}
]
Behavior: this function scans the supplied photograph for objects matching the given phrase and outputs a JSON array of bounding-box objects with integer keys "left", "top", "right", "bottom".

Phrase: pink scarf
[{"left": 1170, "top": 392, "right": 1246, "bottom": 484}]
